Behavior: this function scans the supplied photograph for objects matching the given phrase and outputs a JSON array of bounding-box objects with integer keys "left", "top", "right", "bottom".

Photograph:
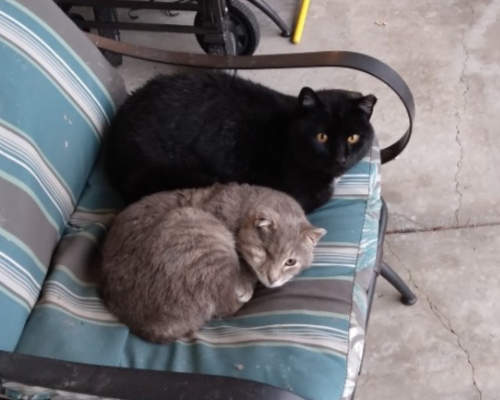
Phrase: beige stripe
[
  {"left": 0, "top": 264, "right": 33, "bottom": 310},
  {"left": 0, "top": 123, "right": 74, "bottom": 217},
  {"left": 38, "top": 287, "right": 115, "bottom": 323},
  {"left": 36, "top": 303, "right": 120, "bottom": 326}
]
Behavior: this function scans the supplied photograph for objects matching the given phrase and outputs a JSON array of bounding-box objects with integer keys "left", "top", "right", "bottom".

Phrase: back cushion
[{"left": 0, "top": 0, "right": 126, "bottom": 350}]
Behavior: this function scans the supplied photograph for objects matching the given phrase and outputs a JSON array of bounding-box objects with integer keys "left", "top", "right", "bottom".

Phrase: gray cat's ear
[
  {"left": 298, "top": 87, "right": 320, "bottom": 109},
  {"left": 353, "top": 94, "right": 377, "bottom": 119},
  {"left": 254, "top": 208, "right": 276, "bottom": 230},
  {"left": 304, "top": 227, "right": 327, "bottom": 246}
]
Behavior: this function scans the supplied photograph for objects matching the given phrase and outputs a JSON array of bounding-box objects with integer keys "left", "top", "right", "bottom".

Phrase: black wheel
[
  {"left": 206, "top": 26, "right": 237, "bottom": 56},
  {"left": 194, "top": 0, "right": 261, "bottom": 56},
  {"left": 93, "top": 6, "right": 123, "bottom": 67}
]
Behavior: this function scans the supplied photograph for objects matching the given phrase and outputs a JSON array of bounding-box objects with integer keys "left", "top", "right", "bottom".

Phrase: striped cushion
[
  {"left": 6, "top": 144, "right": 381, "bottom": 400},
  {"left": 0, "top": 0, "right": 125, "bottom": 350}
]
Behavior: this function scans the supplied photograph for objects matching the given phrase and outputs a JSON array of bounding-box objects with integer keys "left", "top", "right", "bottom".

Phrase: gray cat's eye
[{"left": 284, "top": 258, "right": 297, "bottom": 266}]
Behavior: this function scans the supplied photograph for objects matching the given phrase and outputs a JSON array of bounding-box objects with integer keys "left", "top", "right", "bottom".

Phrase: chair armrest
[
  {"left": 0, "top": 351, "right": 306, "bottom": 400},
  {"left": 84, "top": 33, "right": 415, "bottom": 163}
]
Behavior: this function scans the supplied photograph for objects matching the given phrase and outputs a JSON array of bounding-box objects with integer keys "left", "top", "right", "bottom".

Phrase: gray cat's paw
[{"left": 236, "top": 286, "right": 253, "bottom": 303}]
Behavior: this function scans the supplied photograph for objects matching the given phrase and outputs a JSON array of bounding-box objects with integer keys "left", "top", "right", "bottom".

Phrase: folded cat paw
[{"left": 236, "top": 286, "right": 253, "bottom": 303}]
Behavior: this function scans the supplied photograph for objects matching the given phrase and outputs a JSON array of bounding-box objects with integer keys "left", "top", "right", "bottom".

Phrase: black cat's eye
[
  {"left": 284, "top": 259, "right": 297, "bottom": 266},
  {"left": 347, "top": 134, "right": 360, "bottom": 145},
  {"left": 316, "top": 133, "right": 328, "bottom": 144}
]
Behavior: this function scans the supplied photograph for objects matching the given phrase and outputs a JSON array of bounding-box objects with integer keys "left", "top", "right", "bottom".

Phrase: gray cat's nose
[{"left": 267, "top": 273, "right": 277, "bottom": 285}]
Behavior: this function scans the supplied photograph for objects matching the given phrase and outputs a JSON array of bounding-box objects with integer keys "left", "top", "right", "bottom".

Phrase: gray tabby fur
[{"left": 100, "top": 183, "right": 326, "bottom": 343}]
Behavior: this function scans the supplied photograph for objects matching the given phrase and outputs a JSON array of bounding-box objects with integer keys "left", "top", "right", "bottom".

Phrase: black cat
[{"left": 105, "top": 71, "right": 377, "bottom": 213}]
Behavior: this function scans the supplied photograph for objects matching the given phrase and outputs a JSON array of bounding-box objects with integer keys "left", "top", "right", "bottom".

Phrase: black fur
[{"left": 105, "top": 71, "right": 377, "bottom": 213}]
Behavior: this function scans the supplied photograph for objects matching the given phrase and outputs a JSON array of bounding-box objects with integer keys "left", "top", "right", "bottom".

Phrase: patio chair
[{"left": 0, "top": 0, "right": 416, "bottom": 399}]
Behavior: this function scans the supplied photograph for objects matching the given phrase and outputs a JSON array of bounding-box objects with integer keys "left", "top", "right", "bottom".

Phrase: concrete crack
[
  {"left": 385, "top": 240, "right": 482, "bottom": 400},
  {"left": 392, "top": 213, "right": 426, "bottom": 229},
  {"left": 387, "top": 219, "right": 500, "bottom": 235},
  {"left": 455, "top": 1, "right": 475, "bottom": 225}
]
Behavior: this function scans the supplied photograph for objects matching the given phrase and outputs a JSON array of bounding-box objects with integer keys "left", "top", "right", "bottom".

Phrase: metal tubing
[
  {"left": 56, "top": 0, "right": 200, "bottom": 11},
  {"left": 246, "top": 0, "right": 291, "bottom": 37},
  {"left": 381, "top": 261, "right": 418, "bottom": 306},
  {"left": 77, "top": 20, "right": 218, "bottom": 34}
]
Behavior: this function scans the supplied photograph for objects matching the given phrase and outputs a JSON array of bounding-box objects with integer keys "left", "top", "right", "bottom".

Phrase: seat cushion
[
  {"left": 0, "top": 0, "right": 126, "bottom": 350},
  {"left": 2, "top": 142, "right": 381, "bottom": 400}
]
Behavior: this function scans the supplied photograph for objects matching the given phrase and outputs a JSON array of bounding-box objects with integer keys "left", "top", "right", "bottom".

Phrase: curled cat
[
  {"left": 104, "top": 71, "right": 377, "bottom": 213},
  {"left": 100, "top": 183, "right": 326, "bottom": 343}
]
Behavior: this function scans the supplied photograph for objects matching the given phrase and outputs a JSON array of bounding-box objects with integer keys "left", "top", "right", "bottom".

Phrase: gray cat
[{"left": 100, "top": 183, "right": 326, "bottom": 343}]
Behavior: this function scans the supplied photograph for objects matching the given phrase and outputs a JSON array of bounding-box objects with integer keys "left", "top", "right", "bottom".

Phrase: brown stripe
[
  {"left": 0, "top": 177, "right": 58, "bottom": 269},
  {"left": 54, "top": 234, "right": 102, "bottom": 284},
  {"left": 237, "top": 279, "right": 353, "bottom": 316}
]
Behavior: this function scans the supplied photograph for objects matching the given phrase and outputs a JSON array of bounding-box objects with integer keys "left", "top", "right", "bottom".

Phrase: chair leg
[
  {"left": 246, "top": 0, "right": 292, "bottom": 37},
  {"left": 380, "top": 261, "right": 417, "bottom": 306}
]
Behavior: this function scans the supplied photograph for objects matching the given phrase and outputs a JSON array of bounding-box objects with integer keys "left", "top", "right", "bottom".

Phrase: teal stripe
[
  {"left": 345, "top": 159, "right": 370, "bottom": 174},
  {"left": 294, "top": 275, "right": 354, "bottom": 282},
  {"left": 0, "top": 228, "right": 48, "bottom": 274},
  {"left": 0, "top": 154, "right": 66, "bottom": 228},
  {"left": 1, "top": 0, "right": 116, "bottom": 115},
  {"left": 0, "top": 291, "right": 29, "bottom": 351},
  {"left": 308, "top": 200, "right": 368, "bottom": 243},
  {"left": 16, "top": 307, "right": 128, "bottom": 365},
  {"left": 0, "top": 40, "right": 100, "bottom": 199},
  {"left": 0, "top": 279, "right": 30, "bottom": 312},
  {"left": 122, "top": 337, "right": 346, "bottom": 400},
  {"left": 302, "top": 265, "right": 354, "bottom": 277},
  {"left": 0, "top": 118, "right": 73, "bottom": 203},
  {"left": 0, "top": 36, "right": 101, "bottom": 142}
]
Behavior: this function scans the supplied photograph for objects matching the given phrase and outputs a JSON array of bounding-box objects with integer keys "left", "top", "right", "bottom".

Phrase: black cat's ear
[
  {"left": 353, "top": 94, "right": 377, "bottom": 119},
  {"left": 303, "top": 226, "right": 327, "bottom": 246},
  {"left": 254, "top": 207, "right": 276, "bottom": 230},
  {"left": 298, "top": 87, "right": 320, "bottom": 109}
]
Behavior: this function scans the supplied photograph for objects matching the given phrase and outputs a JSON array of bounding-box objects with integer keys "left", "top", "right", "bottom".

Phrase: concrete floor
[{"left": 109, "top": 1, "right": 499, "bottom": 398}]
